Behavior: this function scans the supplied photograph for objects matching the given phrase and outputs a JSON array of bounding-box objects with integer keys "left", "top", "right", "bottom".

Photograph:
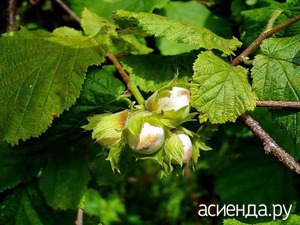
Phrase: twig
[
  {"left": 75, "top": 208, "right": 83, "bottom": 225},
  {"left": 107, "top": 52, "right": 145, "bottom": 105},
  {"left": 231, "top": 15, "right": 300, "bottom": 66},
  {"left": 231, "top": 13, "right": 300, "bottom": 174},
  {"left": 257, "top": 100, "right": 300, "bottom": 109},
  {"left": 196, "top": 0, "right": 216, "bottom": 7},
  {"left": 239, "top": 114, "right": 300, "bottom": 174},
  {"left": 108, "top": 52, "right": 131, "bottom": 84},
  {"left": 55, "top": 0, "right": 81, "bottom": 23},
  {"left": 7, "top": 0, "right": 17, "bottom": 32}
]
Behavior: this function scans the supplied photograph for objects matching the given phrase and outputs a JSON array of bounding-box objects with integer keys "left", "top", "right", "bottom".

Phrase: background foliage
[{"left": 0, "top": 0, "right": 299, "bottom": 224}]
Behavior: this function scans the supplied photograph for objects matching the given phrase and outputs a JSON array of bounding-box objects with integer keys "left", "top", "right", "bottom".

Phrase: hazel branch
[
  {"left": 231, "top": 13, "right": 300, "bottom": 174},
  {"left": 239, "top": 114, "right": 300, "bottom": 174},
  {"left": 108, "top": 52, "right": 145, "bottom": 105},
  {"left": 55, "top": 0, "right": 81, "bottom": 23},
  {"left": 7, "top": 0, "right": 17, "bottom": 32},
  {"left": 231, "top": 14, "right": 300, "bottom": 66},
  {"left": 256, "top": 100, "right": 300, "bottom": 109}
]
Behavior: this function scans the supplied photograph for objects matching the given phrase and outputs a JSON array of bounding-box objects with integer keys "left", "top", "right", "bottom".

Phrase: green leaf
[
  {"left": 84, "top": 189, "right": 125, "bottom": 225},
  {"left": 156, "top": 1, "right": 232, "bottom": 55},
  {"left": 0, "top": 184, "right": 56, "bottom": 225},
  {"left": 81, "top": 8, "right": 117, "bottom": 36},
  {"left": 191, "top": 51, "right": 257, "bottom": 123},
  {"left": 0, "top": 27, "right": 108, "bottom": 145},
  {"left": 67, "top": 0, "right": 169, "bottom": 21},
  {"left": 39, "top": 148, "right": 90, "bottom": 210},
  {"left": 111, "top": 34, "right": 153, "bottom": 55},
  {"left": 252, "top": 36, "right": 300, "bottom": 143},
  {"left": 35, "top": 66, "right": 130, "bottom": 146},
  {"left": 80, "top": 9, "right": 152, "bottom": 55},
  {"left": 112, "top": 10, "right": 241, "bottom": 55},
  {"left": 0, "top": 144, "right": 44, "bottom": 193},
  {"left": 120, "top": 53, "right": 196, "bottom": 92},
  {"left": 241, "top": 6, "right": 300, "bottom": 47}
]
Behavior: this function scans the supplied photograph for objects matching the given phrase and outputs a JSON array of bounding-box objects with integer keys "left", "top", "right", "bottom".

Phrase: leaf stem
[
  {"left": 239, "top": 114, "right": 300, "bottom": 174},
  {"left": 265, "top": 10, "right": 283, "bottom": 31},
  {"left": 256, "top": 100, "right": 300, "bottom": 109},
  {"left": 108, "top": 52, "right": 145, "bottom": 105},
  {"left": 55, "top": 0, "right": 81, "bottom": 23},
  {"left": 7, "top": 0, "right": 17, "bottom": 32},
  {"left": 231, "top": 14, "right": 300, "bottom": 66}
]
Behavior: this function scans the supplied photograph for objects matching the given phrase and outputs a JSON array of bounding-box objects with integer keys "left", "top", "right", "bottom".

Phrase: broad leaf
[
  {"left": 0, "top": 26, "right": 108, "bottom": 145},
  {"left": 40, "top": 66, "right": 130, "bottom": 145},
  {"left": 0, "top": 184, "right": 56, "bottom": 225},
  {"left": 191, "top": 51, "right": 257, "bottom": 123},
  {"left": 39, "top": 148, "right": 90, "bottom": 210},
  {"left": 112, "top": 10, "right": 242, "bottom": 55},
  {"left": 156, "top": 1, "right": 232, "bottom": 55},
  {"left": 66, "top": 0, "right": 169, "bottom": 21},
  {"left": 0, "top": 144, "right": 44, "bottom": 192},
  {"left": 120, "top": 53, "right": 196, "bottom": 92},
  {"left": 252, "top": 36, "right": 300, "bottom": 143}
]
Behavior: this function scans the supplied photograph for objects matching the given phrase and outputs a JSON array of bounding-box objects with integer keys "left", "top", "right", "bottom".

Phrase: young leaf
[
  {"left": 120, "top": 53, "right": 196, "bottom": 92},
  {"left": 81, "top": 8, "right": 117, "bottom": 36},
  {"left": 191, "top": 51, "right": 257, "bottom": 124},
  {"left": 0, "top": 27, "right": 109, "bottom": 145},
  {"left": 39, "top": 148, "right": 90, "bottom": 210},
  {"left": 0, "top": 184, "right": 56, "bottom": 225},
  {"left": 252, "top": 36, "right": 300, "bottom": 143},
  {"left": 112, "top": 10, "right": 242, "bottom": 55},
  {"left": 156, "top": 1, "right": 232, "bottom": 55}
]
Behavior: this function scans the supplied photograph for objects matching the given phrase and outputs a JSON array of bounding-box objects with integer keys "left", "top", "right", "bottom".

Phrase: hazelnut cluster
[{"left": 83, "top": 85, "right": 209, "bottom": 172}]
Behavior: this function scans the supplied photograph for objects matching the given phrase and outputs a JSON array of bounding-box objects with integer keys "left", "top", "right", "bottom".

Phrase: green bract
[
  {"left": 124, "top": 110, "right": 165, "bottom": 154},
  {"left": 174, "top": 130, "right": 193, "bottom": 164},
  {"left": 145, "top": 86, "right": 191, "bottom": 120},
  {"left": 82, "top": 110, "right": 129, "bottom": 148}
]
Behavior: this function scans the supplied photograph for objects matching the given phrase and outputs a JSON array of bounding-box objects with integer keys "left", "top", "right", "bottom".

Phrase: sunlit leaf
[
  {"left": 191, "top": 51, "right": 257, "bottom": 123},
  {"left": 112, "top": 10, "right": 241, "bottom": 55},
  {"left": 0, "top": 26, "right": 108, "bottom": 145}
]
